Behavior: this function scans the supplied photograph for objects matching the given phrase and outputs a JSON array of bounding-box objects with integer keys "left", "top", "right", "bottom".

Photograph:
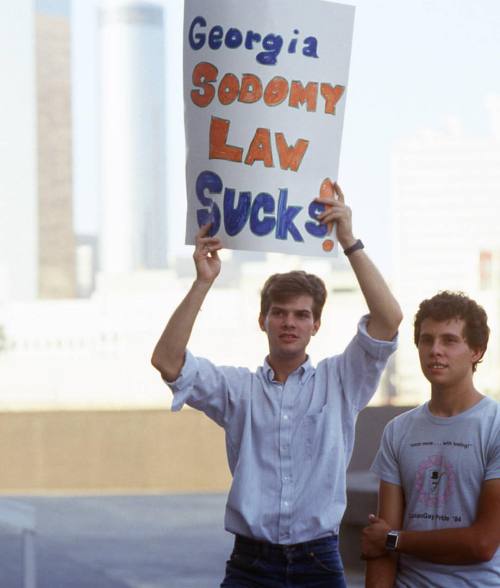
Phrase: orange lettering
[
  {"left": 275, "top": 134, "right": 309, "bottom": 172},
  {"left": 263, "top": 77, "right": 289, "bottom": 107},
  {"left": 244, "top": 128, "right": 274, "bottom": 167},
  {"left": 209, "top": 117, "right": 243, "bottom": 162},
  {"left": 239, "top": 74, "right": 263, "bottom": 104},
  {"left": 218, "top": 73, "right": 240, "bottom": 106},
  {"left": 320, "top": 84, "right": 345, "bottom": 115},
  {"left": 191, "top": 62, "right": 218, "bottom": 108},
  {"left": 289, "top": 81, "right": 318, "bottom": 112}
]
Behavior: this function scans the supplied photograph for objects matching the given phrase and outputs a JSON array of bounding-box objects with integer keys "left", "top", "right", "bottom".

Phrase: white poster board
[{"left": 184, "top": 0, "right": 354, "bottom": 257}]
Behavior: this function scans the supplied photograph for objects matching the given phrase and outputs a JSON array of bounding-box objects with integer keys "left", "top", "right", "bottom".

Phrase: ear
[
  {"left": 470, "top": 347, "right": 484, "bottom": 365},
  {"left": 258, "top": 313, "right": 267, "bottom": 332}
]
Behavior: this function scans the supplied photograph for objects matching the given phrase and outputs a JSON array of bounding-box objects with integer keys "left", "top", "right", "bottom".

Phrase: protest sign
[{"left": 184, "top": 0, "right": 355, "bottom": 256}]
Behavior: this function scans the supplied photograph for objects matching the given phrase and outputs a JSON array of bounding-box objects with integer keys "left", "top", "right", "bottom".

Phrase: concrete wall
[
  {"left": 0, "top": 405, "right": 412, "bottom": 496},
  {"left": 0, "top": 409, "right": 231, "bottom": 494}
]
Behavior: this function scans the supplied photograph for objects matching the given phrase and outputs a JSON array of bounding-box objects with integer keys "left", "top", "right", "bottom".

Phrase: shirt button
[
  {"left": 284, "top": 501, "right": 289, "bottom": 507},
  {"left": 283, "top": 415, "right": 289, "bottom": 420}
]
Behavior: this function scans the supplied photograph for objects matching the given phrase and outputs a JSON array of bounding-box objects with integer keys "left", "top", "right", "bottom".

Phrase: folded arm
[{"left": 363, "top": 479, "right": 500, "bottom": 567}]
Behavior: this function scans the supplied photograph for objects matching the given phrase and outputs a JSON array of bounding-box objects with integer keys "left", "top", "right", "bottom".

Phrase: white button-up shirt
[{"left": 167, "top": 315, "right": 397, "bottom": 544}]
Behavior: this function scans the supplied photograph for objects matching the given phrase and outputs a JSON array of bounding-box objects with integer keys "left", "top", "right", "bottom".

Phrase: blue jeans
[{"left": 220, "top": 534, "right": 347, "bottom": 587}]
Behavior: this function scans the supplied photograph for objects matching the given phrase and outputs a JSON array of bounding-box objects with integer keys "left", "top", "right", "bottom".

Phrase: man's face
[
  {"left": 259, "top": 295, "right": 320, "bottom": 361},
  {"left": 417, "top": 318, "right": 482, "bottom": 389}
]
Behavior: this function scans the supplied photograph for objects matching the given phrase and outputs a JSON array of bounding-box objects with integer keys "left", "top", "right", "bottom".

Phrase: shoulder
[
  {"left": 382, "top": 405, "right": 426, "bottom": 437},
  {"left": 473, "top": 397, "right": 500, "bottom": 432}
]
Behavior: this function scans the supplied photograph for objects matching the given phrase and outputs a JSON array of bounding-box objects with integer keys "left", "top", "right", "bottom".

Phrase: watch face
[{"left": 386, "top": 531, "right": 399, "bottom": 550}]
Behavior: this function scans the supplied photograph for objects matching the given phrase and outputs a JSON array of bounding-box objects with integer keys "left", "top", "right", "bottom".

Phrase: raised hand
[
  {"left": 314, "top": 180, "right": 356, "bottom": 250},
  {"left": 193, "top": 223, "right": 223, "bottom": 285}
]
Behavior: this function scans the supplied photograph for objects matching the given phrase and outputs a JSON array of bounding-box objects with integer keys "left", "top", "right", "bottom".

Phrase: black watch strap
[{"left": 343, "top": 239, "right": 364, "bottom": 256}]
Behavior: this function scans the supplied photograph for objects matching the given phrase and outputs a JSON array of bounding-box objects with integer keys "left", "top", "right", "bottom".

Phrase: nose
[
  {"left": 283, "top": 313, "right": 296, "bottom": 328},
  {"left": 429, "top": 341, "right": 443, "bottom": 356}
]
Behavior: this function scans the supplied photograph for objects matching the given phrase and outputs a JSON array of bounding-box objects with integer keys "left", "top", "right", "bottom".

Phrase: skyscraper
[
  {"left": 99, "top": 1, "right": 167, "bottom": 273},
  {"left": 36, "top": 0, "right": 77, "bottom": 299}
]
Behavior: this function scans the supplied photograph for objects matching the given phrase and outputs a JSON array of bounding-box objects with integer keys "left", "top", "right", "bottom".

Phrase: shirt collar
[{"left": 262, "top": 356, "right": 314, "bottom": 384}]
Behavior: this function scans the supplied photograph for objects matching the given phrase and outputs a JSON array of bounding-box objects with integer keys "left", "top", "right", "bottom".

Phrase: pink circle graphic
[{"left": 415, "top": 454, "right": 455, "bottom": 508}]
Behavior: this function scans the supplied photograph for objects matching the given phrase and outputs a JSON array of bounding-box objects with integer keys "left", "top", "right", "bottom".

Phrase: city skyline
[
  {"left": 3, "top": 1, "right": 500, "bottom": 278},
  {"left": 1, "top": 0, "right": 500, "bottom": 408}
]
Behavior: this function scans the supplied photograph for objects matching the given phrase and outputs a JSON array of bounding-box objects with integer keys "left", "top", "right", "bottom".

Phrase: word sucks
[
  {"left": 195, "top": 170, "right": 332, "bottom": 247},
  {"left": 188, "top": 16, "right": 319, "bottom": 66}
]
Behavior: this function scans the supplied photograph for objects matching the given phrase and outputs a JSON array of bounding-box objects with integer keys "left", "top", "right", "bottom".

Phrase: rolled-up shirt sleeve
[
  {"left": 163, "top": 350, "right": 248, "bottom": 428},
  {"left": 338, "top": 315, "right": 398, "bottom": 411}
]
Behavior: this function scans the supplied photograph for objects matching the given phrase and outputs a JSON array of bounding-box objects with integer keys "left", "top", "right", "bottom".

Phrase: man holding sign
[{"left": 151, "top": 181, "right": 402, "bottom": 586}]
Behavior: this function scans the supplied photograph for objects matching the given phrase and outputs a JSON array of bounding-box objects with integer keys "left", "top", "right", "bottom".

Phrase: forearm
[
  {"left": 398, "top": 526, "right": 495, "bottom": 565},
  {"left": 347, "top": 248, "right": 402, "bottom": 340},
  {"left": 151, "top": 279, "right": 212, "bottom": 381},
  {"left": 366, "top": 555, "right": 397, "bottom": 588}
]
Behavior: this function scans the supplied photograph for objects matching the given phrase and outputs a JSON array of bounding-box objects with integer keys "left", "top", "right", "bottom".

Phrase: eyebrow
[
  {"left": 419, "top": 332, "right": 461, "bottom": 339},
  {"left": 270, "top": 305, "right": 312, "bottom": 314}
]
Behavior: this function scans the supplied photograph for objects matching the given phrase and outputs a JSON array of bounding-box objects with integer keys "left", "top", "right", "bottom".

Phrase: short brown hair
[
  {"left": 414, "top": 291, "right": 489, "bottom": 372},
  {"left": 260, "top": 271, "right": 327, "bottom": 322}
]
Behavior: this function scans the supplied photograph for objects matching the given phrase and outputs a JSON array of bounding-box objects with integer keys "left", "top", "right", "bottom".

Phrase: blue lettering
[
  {"left": 276, "top": 189, "right": 303, "bottom": 241},
  {"left": 195, "top": 171, "right": 305, "bottom": 242},
  {"left": 196, "top": 171, "right": 222, "bottom": 236},
  {"left": 305, "top": 201, "right": 328, "bottom": 237},
  {"left": 188, "top": 20, "right": 317, "bottom": 66},
  {"left": 223, "top": 189, "right": 251, "bottom": 236},
  {"left": 188, "top": 16, "right": 207, "bottom": 50},
  {"left": 245, "top": 30, "right": 262, "bottom": 50},
  {"left": 257, "top": 34, "right": 283, "bottom": 66},
  {"left": 303, "top": 37, "right": 319, "bottom": 59},
  {"left": 208, "top": 25, "right": 223, "bottom": 49},
  {"left": 287, "top": 29, "right": 300, "bottom": 54},
  {"left": 225, "top": 27, "right": 243, "bottom": 49},
  {"left": 250, "top": 193, "right": 276, "bottom": 236}
]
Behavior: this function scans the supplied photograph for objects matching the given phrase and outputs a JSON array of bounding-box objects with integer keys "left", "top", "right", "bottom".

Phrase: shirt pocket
[{"left": 299, "top": 406, "right": 329, "bottom": 460}]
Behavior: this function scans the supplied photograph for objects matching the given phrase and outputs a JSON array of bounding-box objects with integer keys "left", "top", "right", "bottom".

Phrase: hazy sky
[{"left": 3, "top": 1, "right": 499, "bottom": 275}]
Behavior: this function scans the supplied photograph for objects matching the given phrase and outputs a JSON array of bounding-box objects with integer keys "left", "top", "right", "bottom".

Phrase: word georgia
[{"left": 188, "top": 16, "right": 319, "bottom": 66}]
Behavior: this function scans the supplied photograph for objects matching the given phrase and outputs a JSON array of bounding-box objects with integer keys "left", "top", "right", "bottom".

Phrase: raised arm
[
  {"left": 151, "top": 224, "right": 222, "bottom": 381},
  {"left": 317, "top": 182, "right": 402, "bottom": 341},
  {"left": 363, "top": 481, "right": 404, "bottom": 588},
  {"left": 362, "top": 479, "right": 500, "bottom": 566}
]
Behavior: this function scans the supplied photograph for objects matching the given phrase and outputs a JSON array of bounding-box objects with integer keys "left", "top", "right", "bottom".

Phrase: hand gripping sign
[{"left": 184, "top": 0, "right": 355, "bottom": 257}]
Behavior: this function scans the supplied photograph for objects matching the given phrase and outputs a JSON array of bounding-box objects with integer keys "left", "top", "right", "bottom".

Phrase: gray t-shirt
[{"left": 372, "top": 396, "right": 500, "bottom": 587}]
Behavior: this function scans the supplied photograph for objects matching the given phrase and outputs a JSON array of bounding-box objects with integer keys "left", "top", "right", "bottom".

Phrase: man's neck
[
  {"left": 267, "top": 354, "right": 307, "bottom": 383},
  {"left": 429, "top": 382, "right": 483, "bottom": 417}
]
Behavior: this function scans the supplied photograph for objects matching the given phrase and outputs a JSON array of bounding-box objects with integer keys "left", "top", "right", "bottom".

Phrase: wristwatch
[{"left": 385, "top": 530, "right": 401, "bottom": 551}]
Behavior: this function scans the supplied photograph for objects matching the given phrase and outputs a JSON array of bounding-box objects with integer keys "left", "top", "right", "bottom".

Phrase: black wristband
[{"left": 343, "top": 239, "right": 364, "bottom": 256}]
